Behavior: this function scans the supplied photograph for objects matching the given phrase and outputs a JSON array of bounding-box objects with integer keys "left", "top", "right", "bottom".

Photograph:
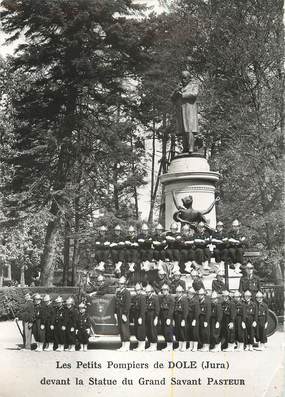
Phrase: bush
[{"left": 0, "top": 286, "right": 79, "bottom": 321}]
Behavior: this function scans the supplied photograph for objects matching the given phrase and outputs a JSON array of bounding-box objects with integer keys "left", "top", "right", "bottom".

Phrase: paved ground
[{"left": 0, "top": 321, "right": 284, "bottom": 397}]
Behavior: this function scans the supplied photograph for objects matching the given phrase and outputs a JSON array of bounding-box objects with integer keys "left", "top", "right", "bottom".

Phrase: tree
[{"left": 0, "top": 0, "right": 149, "bottom": 285}]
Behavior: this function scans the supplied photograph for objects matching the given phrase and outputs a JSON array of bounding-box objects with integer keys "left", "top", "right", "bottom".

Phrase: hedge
[{"left": 0, "top": 287, "right": 80, "bottom": 321}]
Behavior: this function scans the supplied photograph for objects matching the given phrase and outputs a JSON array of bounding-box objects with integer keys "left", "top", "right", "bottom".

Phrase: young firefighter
[
  {"left": 228, "top": 219, "right": 246, "bottom": 274},
  {"left": 152, "top": 224, "right": 167, "bottom": 262},
  {"left": 132, "top": 283, "right": 147, "bottom": 352},
  {"left": 110, "top": 225, "right": 125, "bottom": 273},
  {"left": 32, "top": 293, "right": 45, "bottom": 352},
  {"left": 159, "top": 283, "right": 174, "bottom": 352},
  {"left": 243, "top": 290, "right": 258, "bottom": 351},
  {"left": 211, "top": 221, "right": 228, "bottom": 273},
  {"left": 197, "top": 288, "right": 211, "bottom": 352},
  {"left": 209, "top": 291, "right": 223, "bottom": 352},
  {"left": 186, "top": 287, "right": 200, "bottom": 352},
  {"left": 64, "top": 297, "right": 78, "bottom": 352},
  {"left": 233, "top": 291, "right": 246, "bottom": 352},
  {"left": 145, "top": 284, "right": 160, "bottom": 351},
  {"left": 191, "top": 270, "right": 205, "bottom": 292},
  {"left": 115, "top": 276, "right": 131, "bottom": 352},
  {"left": 16, "top": 293, "right": 34, "bottom": 350},
  {"left": 76, "top": 302, "right": 91, "bottom": 352},
  {"left": 255, "top": 291, "right": 269, "bottom": 351},
  {"left": 173, "top": 285, "right": 188, "bottom": 352},
  {"left": 51, "top": 296, "right": 66, "bottom": 352},
  {"left": 165, "top": 222, "right": 181, "bottom": 264},
  {"left": 221, "top": 290, "right": 236, "bottom": 352},
  {"left": 42, "top": 294, "right": 55, "bottom": 351},
  {"left": 94, "top": 225, "right": 110, "bottom": 270}
]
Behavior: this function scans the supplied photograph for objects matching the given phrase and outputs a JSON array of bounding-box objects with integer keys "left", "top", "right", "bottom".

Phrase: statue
[
  {"left": 172, "top": 191, "right": 219, "bottom": 231},
  {"left": 171, "top": 70, "right": 202, "bottom": 153}
]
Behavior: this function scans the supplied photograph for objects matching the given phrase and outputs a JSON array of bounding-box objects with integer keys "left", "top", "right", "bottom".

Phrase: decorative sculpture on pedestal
[{"left": 172, "top": 191, "right": 219, "bottom": 231}]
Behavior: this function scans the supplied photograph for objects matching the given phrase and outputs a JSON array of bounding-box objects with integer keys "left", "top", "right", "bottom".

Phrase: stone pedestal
[{"left": 160, "top": 154, "right": 220, "bottom": 230}]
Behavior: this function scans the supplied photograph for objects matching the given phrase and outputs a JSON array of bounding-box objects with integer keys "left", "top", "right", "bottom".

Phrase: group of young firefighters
[
  {"left": 16, "top": 266, "right": 269, "bottom": 353},
  {"left": 92, "top": 219, "right": 247, "bottom": 280}
]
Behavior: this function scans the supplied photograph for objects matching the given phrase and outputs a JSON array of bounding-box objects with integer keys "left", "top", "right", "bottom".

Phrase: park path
[{"left": 0, "top": 321, "right": 284, "bottom": 397}]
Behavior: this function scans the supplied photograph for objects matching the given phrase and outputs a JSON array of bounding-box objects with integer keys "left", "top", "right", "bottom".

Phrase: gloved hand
[
  {"left": 40, "top": 324, "right": 45, "bottom": 330},
  {"left": 61, "top": 326, "right": 66, "bottom": 331},
  {"left": 70, "top": 327, "right": 74, "bottom": 332},
  {"left": 228, "top": 322, "right": 234, "bottom": 330},
  {"left": 122, "top": 314, "right": 127, "bottom": 323},
  {"left": 252, "top": 321, "right": 257, "bottom": 328},
  {"left": 50, "top": 325, "right": 54, "bottom": 330},
  {"left": 138, "top": 317, "right": 142, "bottom": 325},
  {"left": 265, "top": 322, "right": 268, "bottom": 329},
  {"left": 192, "top": 320, "right": 196, "bottom": 327},
  {"left": 166, "top": 319, "right": 171, "bottom": 326},
  {"left": 241, "top": 322, "right": 246, "bottom": 329},
  {"left": 204, "top": 322, "right": 208, "bottom": 328},
  {"left": 87, "top": 329, "right": 91, "bottom": 334},
  {"left": 28, "top": 323, "right": 33, "bottom": 329},
  {"left": 181, "top": 319, "right": 185, "bottom": 327},
  {"left": 154, "top": 317, "right": 158, "bottom": 326},
  {"left": 215, "top": 322, "right": 220, "bottom": 329}
]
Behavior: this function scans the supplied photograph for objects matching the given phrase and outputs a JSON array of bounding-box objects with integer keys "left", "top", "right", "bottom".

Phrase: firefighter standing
[
  {"left": 173, "top": 285, "right": 188, "bottom": 352},
  {"left": 76, "top": 302, "right": 91, "bottom": 352},
  {"left": 209, "top": 291, "right": 223, "bottom": 352},
  {"left": 145, "top": 284, "right": 160, "bottom": 351},
  {"left": 243, "top": 290, "right": 258, "bottom": 351},
  {"left": 255, "top": 291, "right": 269, "bottom": 351},
  {"left": 132, "top": 283, "right": 147, "bottom": 352},
  {"left": 51, "top": 296, "right": 66, "bottom": 352},
  {"left": 32, "top": 293, "right": 45, "bottom": 352},
  {"left": 233, "top": 290, "right": 246, "bottom": 352},
  {"left": 221, "top": 290, "right": 236, "bottom": 352},
  {"left": 159, "top": 284, "right": 174, "bottom": 352},
  {"left": 186, "top": 287, "right": 200, "bottom": 352},
  {"left": 115, "top": 276, "right": 131, "bottom": 352},
  {"left": 197, "top": 289, "right": 211, "bottom": 352},
  {"left": 64, "top": 297, "right": 78, "bottom": 352}
]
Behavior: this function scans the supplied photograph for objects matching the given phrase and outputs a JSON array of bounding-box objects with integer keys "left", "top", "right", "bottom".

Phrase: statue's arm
[
  {"left": 181, "top": 82, "right": 199, "bottom": 100},
  {"left": 201, "top": 197, "right": 220, "bottom": 215}
]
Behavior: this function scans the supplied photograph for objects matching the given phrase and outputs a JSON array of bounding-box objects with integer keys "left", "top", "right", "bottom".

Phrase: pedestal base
[{"left": 160, "top": 154, "right": 220, "bottom": 230}]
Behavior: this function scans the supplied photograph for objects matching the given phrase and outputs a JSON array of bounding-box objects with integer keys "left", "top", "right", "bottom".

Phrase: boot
[
  {"left": 187, "top": 341, "right": 194, "bottom": 351},
  {"left": 202, "top": 261, "right": 210, "bottom": 271},
  {"left": 210, "top": 343, "right": 221, "bottom": 352},
  {"left": 134, "top": 341, "right": 145, "bottom": 352},
  {"left": 235, "top": 342, "right": 243, "bottom": 352},
  {"left": 35, "top": 342, "right": 43, "bottom": 352},
  {"left": 248, "top": 344, "right": 253, "bottom": 351},
  {"left": 258, "top": 343, "right": 265, "bottom": 351},
  {"left": 161, "top": 342, "right": 173, "bottom": 352},
  {"left": 55, "top": 344, "right": 64, "bottom": 352},
  {"left": 122, "top": 341, "right": 130, "bottom": 352},
  {"left": 180, "top": 341, "right": 187, "bottom": 352},
  {"left": 173, "top": 342, "right": 181, "bottom": 351},
  {"left": 192, "top": 341, "right": 198, "bottom": 352},
  {"left": 83, "top": 344, "right": 88, "bottom": 352},
  {"left": 80, "top": 344, "right": 84, "bottom": 351},
  {"left": 43, "top": 343, "right": 53, "bottom": 352},
  {"left": 68, "top": 345, "right": 76, "bottom": 352},
  {"left": 234, "top": 263, "right": 241, "bottom": 274},
  {"left": 199, "top": 344, "right": 209, "bottom": 352},
  {"left": 146, "top": 343, "right": 157, "bottom": 352},
  {"left": 223, "top": 343, "right": 234, "bottom": 352}
]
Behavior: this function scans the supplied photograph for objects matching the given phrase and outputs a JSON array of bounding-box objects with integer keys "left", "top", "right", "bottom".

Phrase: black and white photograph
[{"left": 0, "top": 0, "right": 284, "bottom": 396}]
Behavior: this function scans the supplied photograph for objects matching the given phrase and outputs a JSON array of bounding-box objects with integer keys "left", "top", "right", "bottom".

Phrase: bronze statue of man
[{"left": 171, "top": 70, "right": 200, "bottom": 153}]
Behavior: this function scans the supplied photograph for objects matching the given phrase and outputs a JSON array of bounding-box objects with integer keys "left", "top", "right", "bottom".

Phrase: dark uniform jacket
[
  {"left": 115, "top": 288, "right": 131, "bottom": 316},
  {"left": 244, "top": 300, "right": 258, "bottom": 320},
  {"left": 199, "top": 298, "right": 211, "bottom": 322},
  {"left": 94, "top": 234, "right": 111, "bottom": 250},
  {"left": 64, "top": 307, "right": 78, "bottom": 329},
  {"left": 133, "top": 293, "right": 147, "bottom": 320},
  {"left": 210, "top": 302, "right": 223, "bottom": 322},
  {"left": 228, "top": 229, "right": 246, "bottom": 247},
  {"left": 211, "top": 231, "right": 228, "bottom": 248},
  {"left": 187, "top": 296, "right": 200, "bottom": 320},
  {"left": 174, "top": 296, "right": 188, "bottom": 321},
  {"left": 41, "top": 303, "right": 55, "bottom": 324},
  {"left": 151, "top": 233, "right": 167, "bottom": 250},
  {"left": 159, "top": 294, "right": 175, "bottom": 320},
  {"left": 77, "top": 312, "right": 91, "bottom": 331},
  {"left": 110, "top": 234, "right": 126, "bottom": 249},
  {"left": 51, "top": 305, "right": 66, "bottom": 327},
  {"left": 221, "top": 300, "right": 236, "bottom": 322},
  {"left": 256, "top": 301, "right": 268, "bottom": 322},
  {"left": 179, "top": 234, "right": 194, "bottom": 249},
  {"left": 152, "top": 275, "right": 170, "bottom": 294},
  {"left": 193, "top": 231, "right": 210, "bottom": 248},
  {"left": 235, "top": 301, "right": 246, "bottom": 321},
  {"left": 33, "top": 303, "right": 45, "bottom": 325},
  {"left": 137, "top": 233, "right": 153, "bottom": 249},
  {"left": 18, "top": 300, "right": 34, "bottom": 323},
  {"left": 239, "top": 275, "right": 260, "bottom": 294},
  {"left": 165, "top": 232, "right": 182, "bottom": 249},
  {"left": 146, "top": 294, "right": 160, "bottom": 317}
]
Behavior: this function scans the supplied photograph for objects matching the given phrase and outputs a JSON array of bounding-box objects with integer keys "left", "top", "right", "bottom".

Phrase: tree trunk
[
  {"left": 148, "top": 122, "right": 156, "bottom": 224},
  {"left": 62, "top": 220, "right": 70, "bottom": 286},
  {"left": 40, "top": 208, "right": 60, "bottom": 286},
  {"left": 71, "top": 195, "right": 80, "bottom": 286}
]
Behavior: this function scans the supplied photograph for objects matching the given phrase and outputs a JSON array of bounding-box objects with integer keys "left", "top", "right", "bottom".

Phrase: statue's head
[
  {"left": 182, "top": 195, "right": 193, "bottom": 208},
  {"left": 181, "top": 70, "right": 191, "bottom": 86}
]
